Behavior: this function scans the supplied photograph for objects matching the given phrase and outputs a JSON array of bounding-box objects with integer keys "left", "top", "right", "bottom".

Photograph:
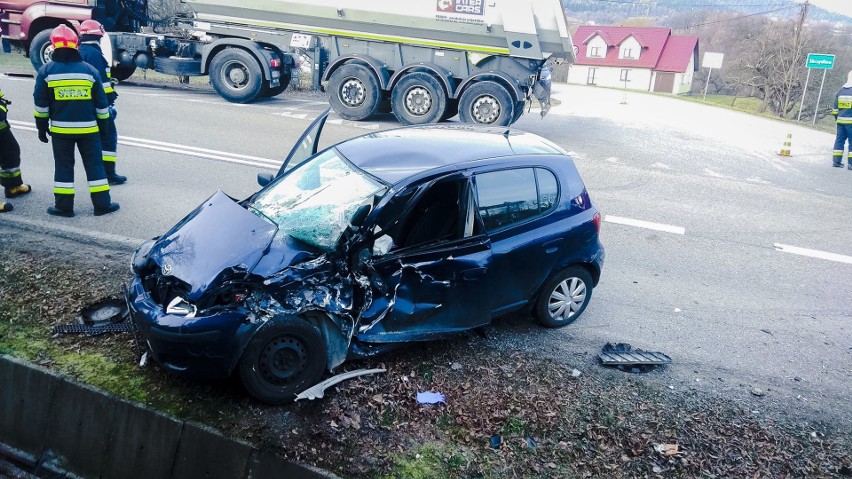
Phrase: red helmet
[
  {"left": 50, "top": 25, "right": 78, "bottom": 50},
  {"left": 79, "top": 19, "right": 105, "bottom": 37}
]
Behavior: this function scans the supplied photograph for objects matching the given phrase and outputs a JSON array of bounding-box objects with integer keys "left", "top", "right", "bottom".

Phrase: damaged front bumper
[{"left": 126, "top": 276, "right": 260, "bottom": 379}]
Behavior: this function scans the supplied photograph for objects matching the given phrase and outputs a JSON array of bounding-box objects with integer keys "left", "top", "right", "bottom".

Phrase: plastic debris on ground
[
  {"left": 490, "top": 434, "right": 502, "bottom": 449},
  {"left": 51, "top": 298, "right": 132, "bottom": 336},
  {"left": 598, "top": 342, "right": 671, "bottom": 373},
  {"left": 654, "top": 443, "right": 681, "bottom": 456},
  {"left": 295, "top": 368, "right": 386, "bottom": 401},
  {"left": 416, "top": 391, "right": 446, "bottom": 404}
]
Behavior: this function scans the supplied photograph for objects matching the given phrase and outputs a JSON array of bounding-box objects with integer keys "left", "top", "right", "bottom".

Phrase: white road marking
[
  {"left": 0, "top": 214, "right": 143, "bottom": 249},
  {"left": 605, "top": 157, "right": 618, "bottom": 163},
  {"left": 8, "top": 120, "right": 280, "bottom": 170},
  {"left": 650, "top": 162, "right": 670, "bottom": 169},
  {"left": 773, "top": 244, "right": 852, "bottom": 265},
  {"left": 604, "top": 215, "right": 686, "bottom": 235}
]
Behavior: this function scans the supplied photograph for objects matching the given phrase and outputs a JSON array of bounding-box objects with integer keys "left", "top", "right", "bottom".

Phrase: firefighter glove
[{"left": 38, "top": 129, "right": 49, "bottom": 143}]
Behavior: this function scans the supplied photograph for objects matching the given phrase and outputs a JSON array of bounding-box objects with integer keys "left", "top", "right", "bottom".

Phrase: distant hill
[{"left": 562, "top": 0, "right": 851, "bottom": 28}]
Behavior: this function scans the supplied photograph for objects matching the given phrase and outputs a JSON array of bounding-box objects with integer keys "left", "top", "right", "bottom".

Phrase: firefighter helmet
[
  {"left": 50, "top": 25, "right": 78, "bottom": 50},
  {"left": 79, "top": 19, "right": 106, "bottom": 37}
]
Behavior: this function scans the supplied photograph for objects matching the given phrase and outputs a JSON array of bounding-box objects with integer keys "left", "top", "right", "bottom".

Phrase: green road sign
[{"left": 806, "top": 53, "right": 834, "bottom": 69}]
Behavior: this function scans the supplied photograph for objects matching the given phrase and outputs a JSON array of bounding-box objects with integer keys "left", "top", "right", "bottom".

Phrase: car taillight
[
  {"left": 593, "top": 211, "right": 601, "bottom": 233},
  {"left": 270, "top": 58, "right": 282, "bottom": 68}
]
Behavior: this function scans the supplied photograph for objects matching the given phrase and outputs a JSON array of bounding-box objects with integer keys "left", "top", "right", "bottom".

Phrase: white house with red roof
[{"left": 566, "top": 26, "right": 699, "bottom": 94}]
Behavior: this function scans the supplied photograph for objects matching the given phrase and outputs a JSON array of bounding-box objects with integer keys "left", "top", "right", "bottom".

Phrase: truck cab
[{"left": 0, "top": 0, "right": 146, "bottom": 77}]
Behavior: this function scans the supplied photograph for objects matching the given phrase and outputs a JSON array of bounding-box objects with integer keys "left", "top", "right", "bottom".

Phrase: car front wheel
[
  {"left": 535, "top": 266, "right": 593, "bottom": 328},
  {"left": 238, "top": 315, "right": 327, "bottom": 404}
]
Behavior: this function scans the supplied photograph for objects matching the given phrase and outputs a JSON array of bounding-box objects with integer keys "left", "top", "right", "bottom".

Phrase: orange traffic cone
[{"left": 778, "top": 133, "right": 792, "bottom": 157}]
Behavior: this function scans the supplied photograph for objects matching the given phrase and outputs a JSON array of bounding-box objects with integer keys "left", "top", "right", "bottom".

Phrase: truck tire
[
  {"left": 263, "top": 71, "right": 291, "bottom": 98},
  {"left": 328, "top": 63, "right": 381, "bottom": 121},
  {"left": 210, "top": 48, "right": 265, "bottom": 104},
  {"left": 111, "top": 65, "right": 137, "bottom": 82},
  {"left": 391, "top": 72, "right": 447, "bottom": 125},
  {"left": 28, "top": 29, "right": 54, "bottom": 72},
  {"left": 458, "top": 81, "right": 516, "bottom": 127}
]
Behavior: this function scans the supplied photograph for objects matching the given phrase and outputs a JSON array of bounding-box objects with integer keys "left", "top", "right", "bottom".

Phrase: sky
[{"left": 808, "top": 0, "right": 852, "bottom": 18}]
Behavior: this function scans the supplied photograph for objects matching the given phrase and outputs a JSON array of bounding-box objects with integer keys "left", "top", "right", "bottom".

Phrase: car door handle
[
  {"left": 543, "top": 239, "right": 562, "bottom": 254},
  {"left": 461, "top": 267, "right": 487, "bottom": 281}
]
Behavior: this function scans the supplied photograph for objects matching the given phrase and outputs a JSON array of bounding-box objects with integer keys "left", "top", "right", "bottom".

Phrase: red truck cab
[{"left": 1, "top": 0, "right": 144, "bottom": 77}]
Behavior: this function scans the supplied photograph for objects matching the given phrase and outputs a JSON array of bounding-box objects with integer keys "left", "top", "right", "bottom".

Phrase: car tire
[
  {"left": 238, "top": 315, "right": 327, "bottom": 405},
  {"left": 210, "top": 48, "right": 265, "bottom": 104},
  {"left": 391, "top": 72, "right": 447, "bottom": 125},
  {"left": 29, "top": 29, "right": 54, "bottom": 72},
  {"left": 458, "top": 81, "right": 515, "bottom": 126},
  {"left": 535, "top": 266, "right": 593, "bottom": 328},
  {"left": 328, "top": 63, "right": 381, "bottom": 121}
]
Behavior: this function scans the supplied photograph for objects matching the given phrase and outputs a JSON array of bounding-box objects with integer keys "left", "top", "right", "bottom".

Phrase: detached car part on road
[{"left": 127, "top": 111, "right": 604, "bottom": 404}]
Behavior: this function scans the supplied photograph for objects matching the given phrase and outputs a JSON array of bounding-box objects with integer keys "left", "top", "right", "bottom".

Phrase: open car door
[{"left": 277, "top": 108, "right": 331, "bottom": 178}]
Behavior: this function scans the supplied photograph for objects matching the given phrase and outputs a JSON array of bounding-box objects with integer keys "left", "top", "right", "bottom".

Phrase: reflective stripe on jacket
[
  {"left": 833, "top": 86, "right": 852, "bottom": 125},
  {"left": 33, "top": 53, "right": 109, "bottom": 136},
  {"left": 79, "top": 42, "right": 116, "bottom": 102}
]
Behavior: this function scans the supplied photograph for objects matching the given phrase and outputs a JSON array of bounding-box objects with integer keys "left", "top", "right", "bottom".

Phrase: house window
[
  {"left": 587, "top": 68, "right": 597, "bottom": 85},
  {"left": 620, "top": 69, "right": 630, "bottom": 82},
  {"left": 589, "top": 46, "right": 601, "bottom": 58},
  {"left": 623, "top": 48, "right": 633, "bottom": 59}
]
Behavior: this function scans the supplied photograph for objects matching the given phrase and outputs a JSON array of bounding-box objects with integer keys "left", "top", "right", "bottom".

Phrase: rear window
[{"left": 475, "top": 167, "right": 559, "bottom": 231}]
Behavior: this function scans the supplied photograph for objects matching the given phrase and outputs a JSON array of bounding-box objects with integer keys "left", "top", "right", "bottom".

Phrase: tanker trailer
[{"left": 104, "top": 0, "right": 573, "bottom": 125}]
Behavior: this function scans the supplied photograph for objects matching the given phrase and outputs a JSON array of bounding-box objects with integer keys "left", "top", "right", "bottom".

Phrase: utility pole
[{"left": 793, "top": 0, "right": 809, "bottom": 120}]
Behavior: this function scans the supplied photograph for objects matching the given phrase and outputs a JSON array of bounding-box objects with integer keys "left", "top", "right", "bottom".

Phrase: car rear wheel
[
  {"left": 238, "top": 315, "right": 327, "bottom": 404},
  {"left": 535, "top": 266, "right": 593, "bottom": 328}
]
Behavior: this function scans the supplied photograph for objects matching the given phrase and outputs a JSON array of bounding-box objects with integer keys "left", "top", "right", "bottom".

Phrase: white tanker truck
[{"left": 81, "top": 0, "right": 575, "bottom": 125}]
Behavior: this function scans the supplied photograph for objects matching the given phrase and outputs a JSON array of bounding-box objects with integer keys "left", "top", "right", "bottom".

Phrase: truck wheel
[
  {"left": 513, "top": 100, "right": 526, "bottom": 123},
  {"left": 263, "top": 70, "right": 291, "bottom": 98},
  {"left": 28, "top": 30, "right": 54, "bottom": 72},
  {"left": 458, "top": 81, "right": 516, "bottom": 126},
  {"left": 210, "top": 48, "right": 265, "bottom": 104},
  {"left": 111, "top": 65, "right": 137, "bottom": 82},
  {"left": 391, "top": 72, "right": 447, "bottom": 125},
  {"left": 328, "top": 63, "right": 381, "bottom": 121},
  {"left": 238, "top": 315, "right": 327, "bottom": 405}
]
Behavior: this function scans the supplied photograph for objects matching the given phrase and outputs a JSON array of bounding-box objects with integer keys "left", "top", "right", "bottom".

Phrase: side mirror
[
  {"left": 350, "top": 204, "right": 371, "bottom": 228},
  {"left": 257, "top": 173, "right": 274, "bottom": 187}
]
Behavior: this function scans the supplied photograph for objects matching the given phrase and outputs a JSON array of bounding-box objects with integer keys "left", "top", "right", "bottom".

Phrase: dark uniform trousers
[
  {"left": 51, "top": 133, "right": 111, "bottom": 211},
  {"left": 0, "top": 127, "right": 23, "bottom": 190},
  {"left": 101, "top": 108, "right": 118, "bottom": 164}
]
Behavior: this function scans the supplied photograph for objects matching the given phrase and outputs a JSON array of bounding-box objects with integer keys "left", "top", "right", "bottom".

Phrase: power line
[{"left": 670, "top": 5, "right": 799, "bottom": 29}]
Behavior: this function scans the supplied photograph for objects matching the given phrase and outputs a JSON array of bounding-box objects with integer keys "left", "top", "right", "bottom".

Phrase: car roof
[{"left": 335, "top": 125, "right": 567, "bottom": 184}]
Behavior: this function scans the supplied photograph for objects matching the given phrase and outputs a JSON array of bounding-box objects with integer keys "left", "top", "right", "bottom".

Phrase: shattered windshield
[{"left": 249, "top": 149, "right": 387, "bottom": 252}]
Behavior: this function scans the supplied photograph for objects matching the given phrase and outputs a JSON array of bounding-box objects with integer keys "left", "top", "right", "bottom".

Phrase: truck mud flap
[{"left": 154, "top": 57, "right": 203, "bottom": 76}]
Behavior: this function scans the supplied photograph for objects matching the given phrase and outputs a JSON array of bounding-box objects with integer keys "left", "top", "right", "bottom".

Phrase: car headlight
[{"left": 166, "top": 296, "right": 197, "bottom": 318}]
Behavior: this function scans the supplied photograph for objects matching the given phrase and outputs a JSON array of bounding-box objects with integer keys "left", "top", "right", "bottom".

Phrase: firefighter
[
  {"left": 1, "top": 88, "right": 32, "bottom": 213},
  {"left": 78, "top": 19, "right": 126, "bottom": 184},
  {"left": 34, "top": 25, "right": 120, "bottom": 217},
  {"left": 832, "top": 69, "right": 852, "bottom": 169}
]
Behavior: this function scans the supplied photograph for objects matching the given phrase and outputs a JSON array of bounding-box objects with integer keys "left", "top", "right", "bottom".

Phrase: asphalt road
[{"left": 0, "top": 74, "right": 849, "bottom": 425}]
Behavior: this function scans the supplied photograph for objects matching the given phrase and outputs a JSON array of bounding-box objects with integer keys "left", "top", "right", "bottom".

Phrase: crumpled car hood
[{"left": 146, "top": 190, "right": 278, "bottom": 302}]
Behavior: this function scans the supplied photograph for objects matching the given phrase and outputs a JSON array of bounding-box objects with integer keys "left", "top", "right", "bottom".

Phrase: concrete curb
[{"left": 0, "top": 355, "right": 341, "bottom": 479}]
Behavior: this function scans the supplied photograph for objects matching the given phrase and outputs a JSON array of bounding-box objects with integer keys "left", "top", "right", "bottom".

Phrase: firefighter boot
[
  {"left": 0, "top": 201, "right": 12, "bottom": 213},
  {"left": 47, "top": 206, "right": 74, "bottom": 217},
  {"left": 48, "top": 191, "right": 75, "bottom": 217},
  {"left": 5, "top": 184, "right": 31, "bottom": 198},
  {"left": 104, "top": 162, "right": 127, "bottom": 185},
  {"left": 93, "top": 202, "right": 120, "bottom": 216}
]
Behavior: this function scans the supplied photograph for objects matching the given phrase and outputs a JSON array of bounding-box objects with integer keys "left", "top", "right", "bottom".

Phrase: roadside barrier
[
  {"left": 778, "top": 133, "right": 793, "bottom": 156},
  {"left": 0, "top": 355, "right": 339, "bottom": 479}
]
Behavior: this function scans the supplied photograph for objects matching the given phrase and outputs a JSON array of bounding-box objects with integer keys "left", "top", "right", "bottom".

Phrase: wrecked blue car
[{"left": 127, "top": 111, "right": 604, "bottom": 404}]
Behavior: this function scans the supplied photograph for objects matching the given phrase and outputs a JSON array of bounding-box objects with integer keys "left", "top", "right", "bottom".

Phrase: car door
[
  {"left": 473, "top": 166, "right": 562, "bottom": 315},
  {"left": 356, "top": 178, "right": 493, "bottom": 343},
  {"left": 276, "top": 108, "right": 331, "bottom": 178}
]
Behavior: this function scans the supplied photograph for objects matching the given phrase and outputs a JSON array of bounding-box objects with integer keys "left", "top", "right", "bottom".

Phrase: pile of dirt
[{"left": 0, "top": 227, "right": 849, "bottom": 478}]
